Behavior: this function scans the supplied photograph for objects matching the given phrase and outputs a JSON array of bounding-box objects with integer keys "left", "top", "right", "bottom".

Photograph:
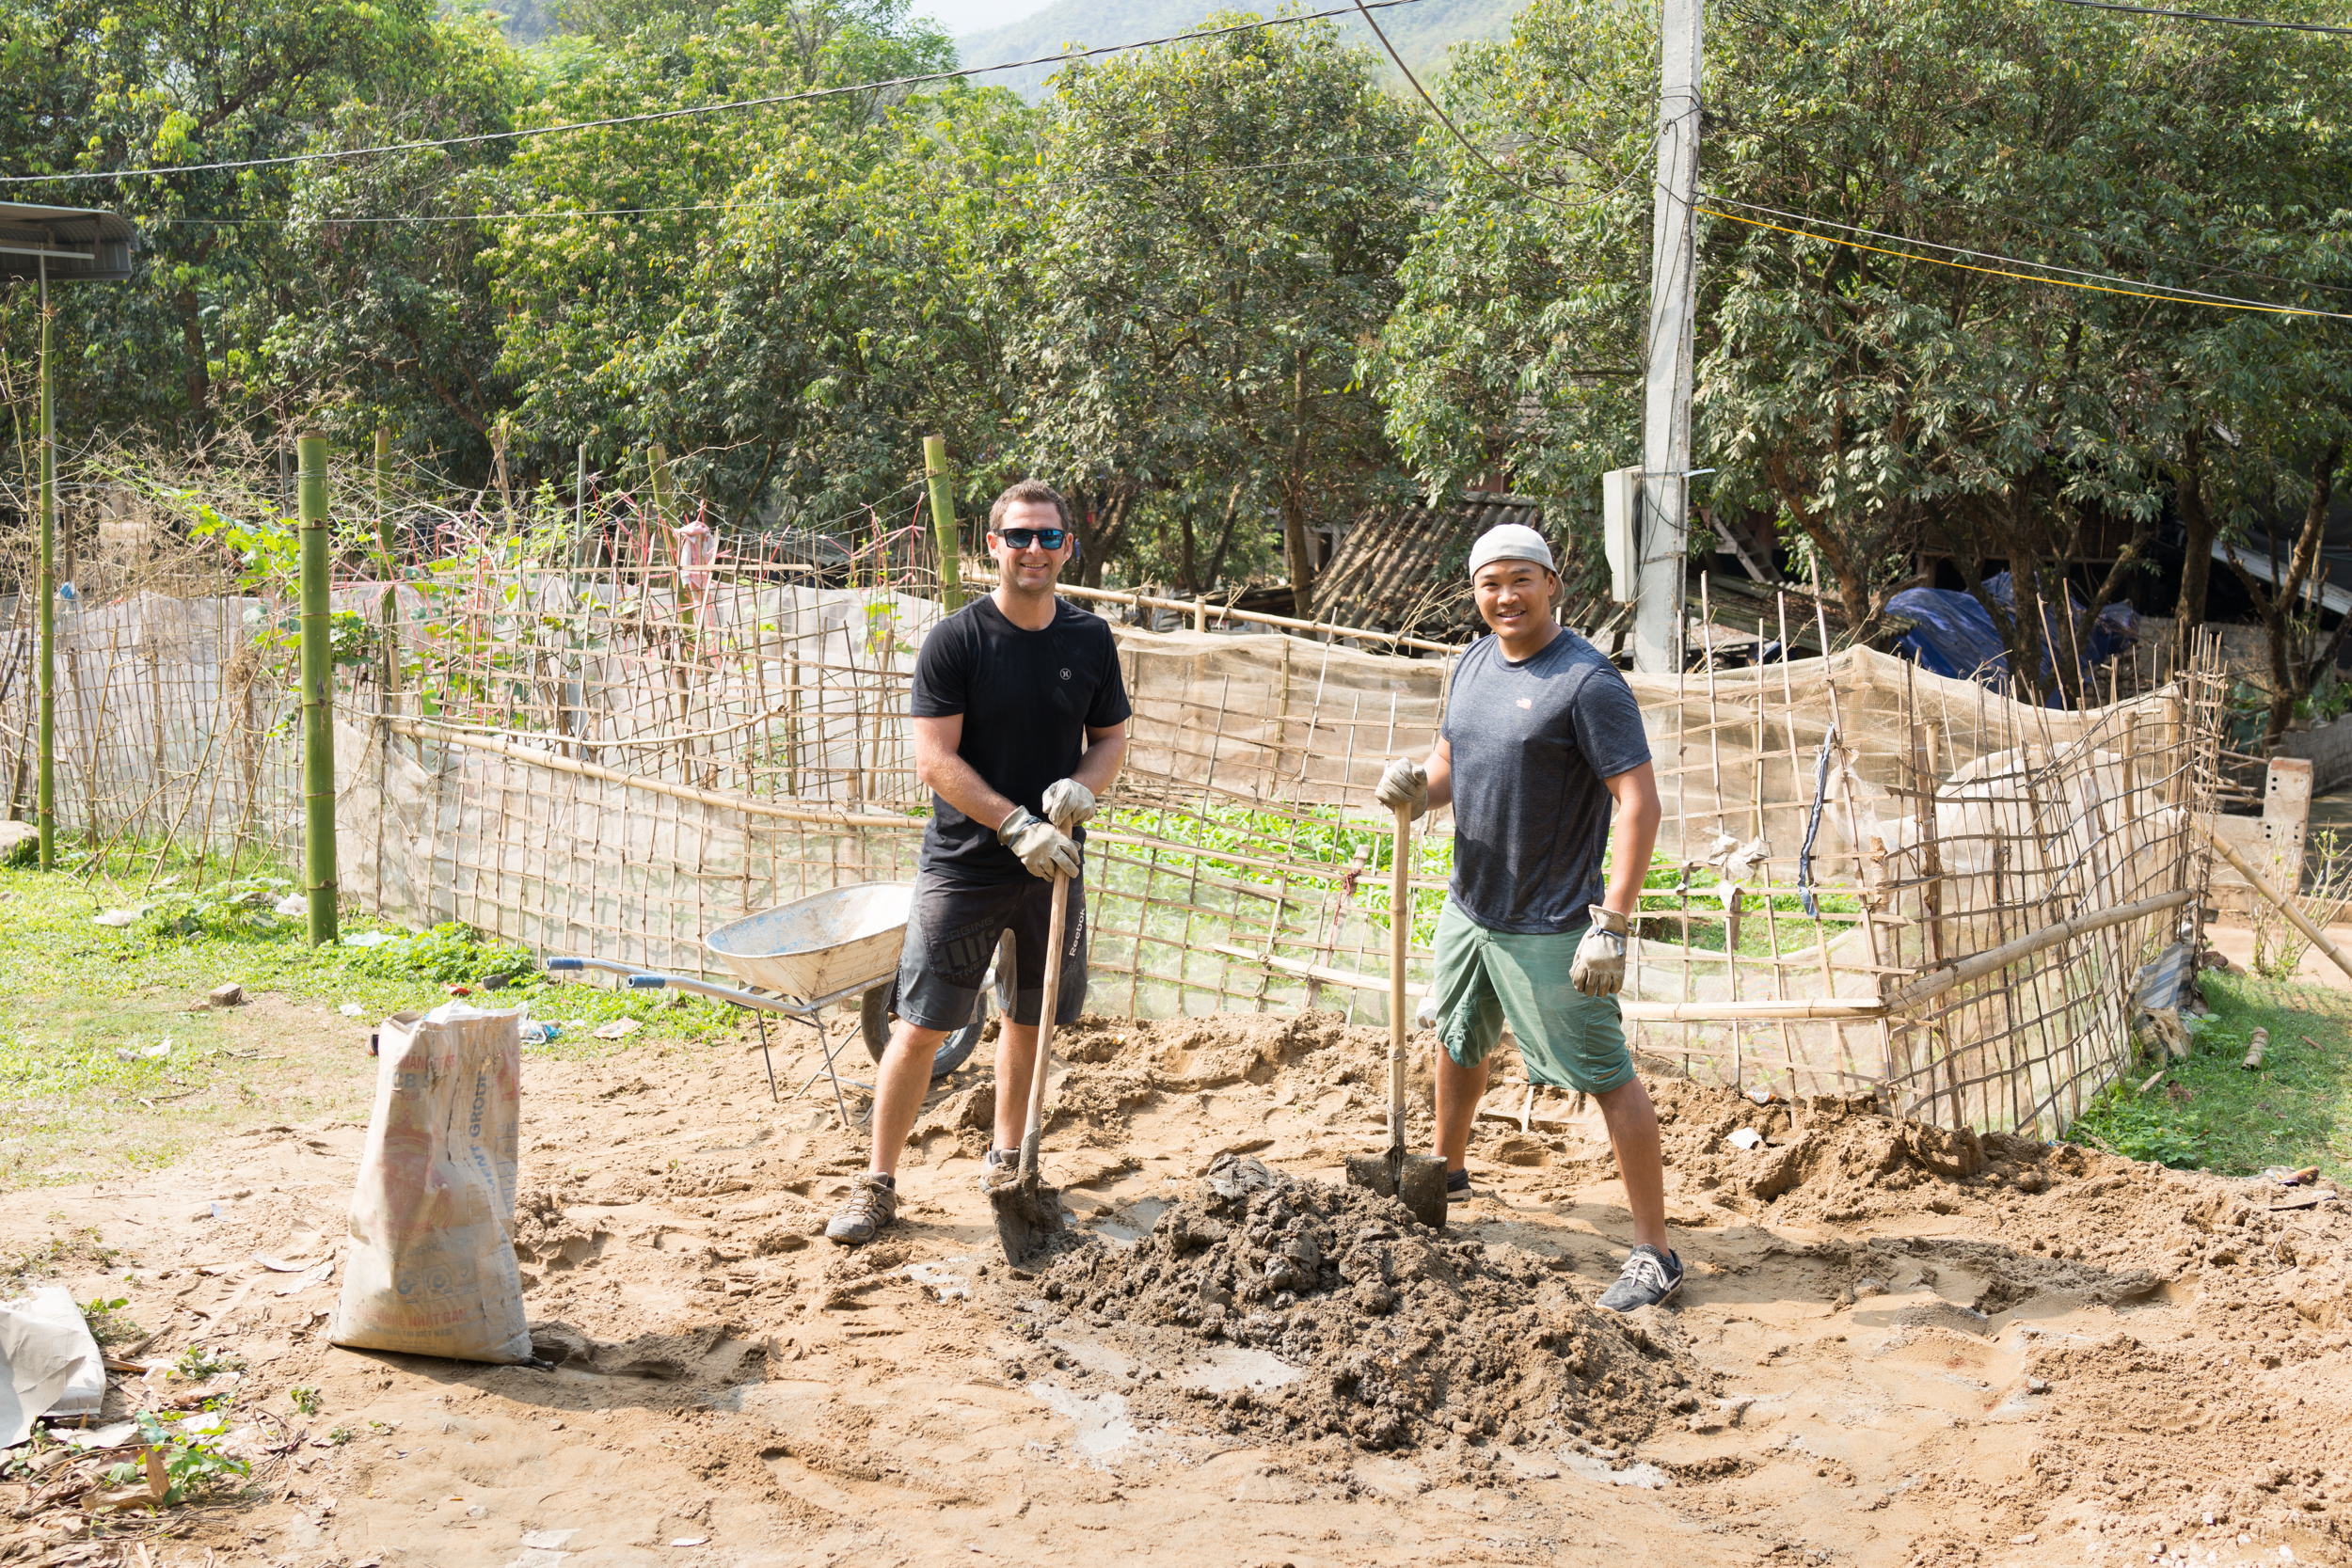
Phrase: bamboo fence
[{"left": 0, "top": 458, "right": 2227, "bottom": 1138}]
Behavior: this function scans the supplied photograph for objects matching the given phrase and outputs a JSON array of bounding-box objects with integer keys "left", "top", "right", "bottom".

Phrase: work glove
[
  {"left": 1374, "top": 757, "right": 1428, "bottom": 821},
  {"left": 1041, "top": 777, "right": 1096, "bottom": 832},
  {"left": 1570, "top": 906, "right": 1629, "bottom": 997},
  {"left": 997, "top": 805, "right": 1081, "bottom": 880}
]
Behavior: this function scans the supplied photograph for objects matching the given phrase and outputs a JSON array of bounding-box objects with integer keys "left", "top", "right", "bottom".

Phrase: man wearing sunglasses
[{"left": 826, "top": 480, "right": 1132, "bottom": 1246}]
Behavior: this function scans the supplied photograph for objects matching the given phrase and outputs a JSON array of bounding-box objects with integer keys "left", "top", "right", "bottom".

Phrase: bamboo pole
[
  {"left": 386, "top": 717, "right": 920, "bottom": 831},
  {"left": 36, "top": 257, "right": 55, "bottom": 871},
  {"left": 2198, "top": 818, "right": 2352, "bottom": 987},
  {"left": 1056, "top": 583, "right": 1455, "bottom": 655},
  {"left": 1208, "top": 943, "right": 1888, "bottom": 1020},
  {"left": 1884, "top": 889, "right": 2196, "bottom": 1012},
  {"left": 298, "top": 432, "right": 339, "bottom": 944},
  {"left": 922, "top": 436, "right": 962, "bottom": 610}
]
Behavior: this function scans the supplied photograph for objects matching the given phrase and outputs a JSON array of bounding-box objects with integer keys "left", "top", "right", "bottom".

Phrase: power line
[
  {"left": 2022, "top": 0, "right": 2352, "bottom": 36},
  {"left": 1347, "top": 0, "right": 2352, "bottom": 322},
  {"left": 1758, "top": 158, "right": 2352, "bottom": 303},
  {"left": 1347, "top": 0, "right": 1667, "bottom": 210},
  {"left": 1699, "top": 198, "right": 2352, "bottom": 318},
  {"left": 137, "top": 150, "right": 1426, "bottom": 229},
  {"left": 0, "top": 0, "right": 1426, "bottom": 188},
  {"left": 1706, "top": 196, "right": 2352, "bottom": 318}
]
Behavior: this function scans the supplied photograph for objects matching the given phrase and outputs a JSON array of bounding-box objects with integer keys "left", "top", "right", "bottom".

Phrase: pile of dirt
[
  {"left": 1637, "top": 1079, "right": 2098, "bottom": 1226},
  {"left": 1030, "top": 1156, "right": 1697, "bottom": 1453}
]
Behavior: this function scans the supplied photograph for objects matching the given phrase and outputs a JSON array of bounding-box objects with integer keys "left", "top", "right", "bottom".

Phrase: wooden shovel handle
[
  {"left": 1390, "top": 803, "right": 1410, "bottom": 1157},
  {"left": 1019, "top": 868, "right": 1072, "bottom": 1178}
]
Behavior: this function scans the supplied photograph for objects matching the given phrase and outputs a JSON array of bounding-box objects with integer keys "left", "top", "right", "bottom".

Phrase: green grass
[
  {"left": 2068, "top": 973, "right": 2352, "bottom": 1178},
  {"left": 0, "top": 843, "right": 743, "bottom": 1192}
]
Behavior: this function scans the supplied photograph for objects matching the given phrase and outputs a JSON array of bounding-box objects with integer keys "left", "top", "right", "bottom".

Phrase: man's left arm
[
  {"left": 1074, "top": 722, "right": 1128, "bottom": 798},
  {"left": 1044, "top": 631, "right": 1133, "bottom": 827},
  {"left": 1598, "top": 762, "right": 1662, "bottom": 917}
]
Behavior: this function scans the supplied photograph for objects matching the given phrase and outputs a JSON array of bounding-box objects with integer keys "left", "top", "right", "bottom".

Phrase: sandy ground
[
  {"left": 6, "top": 1002, "right": 2352, "bottom": 1568},
  {"left": 2202, "top": 921, "right": 2352, "bottom": 991}
]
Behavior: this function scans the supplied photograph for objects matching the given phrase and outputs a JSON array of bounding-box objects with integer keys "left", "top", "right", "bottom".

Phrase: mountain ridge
[{"left": 953, "top": 0, "right": 1520, "bottom": 97}]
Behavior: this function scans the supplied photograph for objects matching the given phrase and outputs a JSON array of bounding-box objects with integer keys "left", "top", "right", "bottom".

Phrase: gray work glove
[
  {"left": 1041, "top": 777, "right": 1096, "bottom": 832},
  {"left": 1374, "top": 756, "right": 1428, "bottom": 820},
  {"left": 997, "top": 805, "right": 1081, "bottom": 880},
  {"left": 1571, "top": 905, "right": 1629, "bottom": 997}
]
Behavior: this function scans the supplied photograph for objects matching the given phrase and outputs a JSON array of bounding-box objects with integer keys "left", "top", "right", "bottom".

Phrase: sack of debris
[{"left": 330, "top": 1004, "right": 531, "bottom": 1364}]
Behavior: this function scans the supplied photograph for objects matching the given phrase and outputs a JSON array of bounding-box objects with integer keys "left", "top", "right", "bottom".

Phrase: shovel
[
  {"left": 993, "top": 858, "right": 1073, "bottom": 1267},
  {"left": 1344, "top": 802, "right": 1448, "bottom": 1229}
]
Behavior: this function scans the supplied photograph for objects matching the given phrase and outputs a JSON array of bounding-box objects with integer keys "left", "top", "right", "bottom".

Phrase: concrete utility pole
[{"left": 1633, "top": 0, "right": 1704, "bottom": 674}]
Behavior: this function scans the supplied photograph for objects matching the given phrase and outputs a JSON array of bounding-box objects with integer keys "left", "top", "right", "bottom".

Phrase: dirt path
[{"left": 7, "top": 1006, "right": 2352, "bottom": 1568}]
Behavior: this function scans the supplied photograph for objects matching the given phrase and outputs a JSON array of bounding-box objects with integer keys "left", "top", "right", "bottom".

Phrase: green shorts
[{"left": 1428, "top": 897, "right": 1635, "bottom": 1096}]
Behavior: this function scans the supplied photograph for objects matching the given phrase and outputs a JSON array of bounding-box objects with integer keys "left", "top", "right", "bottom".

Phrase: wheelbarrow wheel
[{"left": 860, "top": 979, "right": 985, "bottom": 1080}]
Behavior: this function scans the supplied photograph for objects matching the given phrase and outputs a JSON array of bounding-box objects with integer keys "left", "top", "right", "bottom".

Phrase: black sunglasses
[{"left": 998, "top": 527, "right": 1068, "bottom": 550}]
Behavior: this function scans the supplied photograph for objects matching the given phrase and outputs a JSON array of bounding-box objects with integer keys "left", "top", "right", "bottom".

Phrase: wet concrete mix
[{"left": 1026, "top": 1154, "right": 1698, "bottom": 1453}]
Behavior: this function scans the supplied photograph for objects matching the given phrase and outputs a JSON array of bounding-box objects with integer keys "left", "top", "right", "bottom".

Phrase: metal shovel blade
[
  {"left": 991, "top": 1133, "right": 1069, "bottom": 1268},
  {"left": 1344, "top": 1148, "right": 1449, "bottom": 1231}
]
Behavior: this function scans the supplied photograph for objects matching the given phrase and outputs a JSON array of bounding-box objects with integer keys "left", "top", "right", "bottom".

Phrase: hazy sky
[{"left": 914, "top": 0, "right": 1046, "bottom": 37}]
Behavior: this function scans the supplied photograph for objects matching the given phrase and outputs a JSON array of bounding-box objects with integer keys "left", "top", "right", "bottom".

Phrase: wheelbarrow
[{"left": 546, "top": 880, "right": 990, "bottom": 1129}]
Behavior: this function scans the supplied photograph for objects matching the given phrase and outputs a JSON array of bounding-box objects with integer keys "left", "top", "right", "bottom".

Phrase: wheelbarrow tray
[{"left": 704, "top": 880, "right": 915, "bottom": 1003}]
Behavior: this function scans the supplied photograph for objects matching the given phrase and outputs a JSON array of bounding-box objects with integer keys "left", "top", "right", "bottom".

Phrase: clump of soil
[
  {"left": 1032, "top": 1159, "right": 1696, "bottom": 1452},
  {"left": 1643, "top": 1080, "right": 2091, "bottom": 1225}
]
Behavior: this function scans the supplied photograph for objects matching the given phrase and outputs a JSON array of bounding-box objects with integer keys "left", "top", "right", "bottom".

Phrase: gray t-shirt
[{"left": 1439, "top": 628, "right": 1652, "bottom": 934}]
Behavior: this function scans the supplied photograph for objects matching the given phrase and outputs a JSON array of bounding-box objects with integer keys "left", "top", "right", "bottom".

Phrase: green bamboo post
[
  {"left": 648, "top": 443, "right": 672, "bottom": 531},
  {"left": 297, "top": 432, "right": 339, "bottom": 944},
  {"left": 36, "top": 260, "right": 55, "bottom": 873},
  {"left": 923, "top": 435, "right": 962, "bottom": 610}
]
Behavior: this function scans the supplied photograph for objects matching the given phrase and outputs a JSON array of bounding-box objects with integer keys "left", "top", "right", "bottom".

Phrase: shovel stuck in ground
[
  {"left": 993, "top": 863, "right": 1073, "bottom": 1267},
  {"left": 1345, "top": 802, "right": 1448, "bottom": 1229}
]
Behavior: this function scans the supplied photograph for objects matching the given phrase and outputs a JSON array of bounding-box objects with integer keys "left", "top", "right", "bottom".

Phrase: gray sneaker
[
  {"left": 825, "top": 1174, "right": 898, "bottom": 1246},
  {"left": 1597, "top": 1244, "right": 1683, "bottom": 1312}
]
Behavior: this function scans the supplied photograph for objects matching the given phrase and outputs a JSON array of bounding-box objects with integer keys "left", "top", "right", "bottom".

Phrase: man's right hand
[
  {"left": 1375, "top": 757, "right": 1428, "bottom": 820},
  {"left": 997, "top": 805, "right": 1081, "bottom": 880}
]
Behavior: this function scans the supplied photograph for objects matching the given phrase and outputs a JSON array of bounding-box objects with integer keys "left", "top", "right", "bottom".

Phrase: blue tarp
[{"left": 1886, "top": 573, "right": 2138, "bottom": 706}]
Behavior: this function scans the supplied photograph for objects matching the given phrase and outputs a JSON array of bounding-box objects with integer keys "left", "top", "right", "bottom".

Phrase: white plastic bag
[
  {"left": 0, "top": 1285, "right": 106, "bottom": 1448},
  {"left": 330, "top": 1004, "right": 530, "bottom": 1364}
]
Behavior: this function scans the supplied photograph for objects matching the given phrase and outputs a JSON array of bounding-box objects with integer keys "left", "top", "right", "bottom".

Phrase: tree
[
  {"left": 260, "top": 37, "right": 530, "bottom": 478},
  {"left": 1013, "top": 12, "right": 1418, "bottom": 605},
  {"left": 645, "top": 84, "right": 1041, "bottom": 531},
  {"left": 1369, "top": 0, "right": 1652, "bottom": 516},
  {"left": 486, "top": 0, "right": 957, "bottom": 499},
  {"left": 1380, "top": 0, "right": 2352, "bottom": 704},
  {"left": 0, "top": 0, "right": 493, "bottom": 442}
]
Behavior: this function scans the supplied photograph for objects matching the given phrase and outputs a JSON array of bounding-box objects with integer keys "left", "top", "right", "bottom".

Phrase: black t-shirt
[{"left": 907, "top": 595, "right": 1133, "bottom": 883}]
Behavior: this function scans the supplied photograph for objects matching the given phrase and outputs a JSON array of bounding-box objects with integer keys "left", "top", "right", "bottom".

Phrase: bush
[
  {"left": 135, "top": 878, "right": 298, "bottom": 942},
  {"left": 343, "top": 923, "right": 536, "bottom": 987}
]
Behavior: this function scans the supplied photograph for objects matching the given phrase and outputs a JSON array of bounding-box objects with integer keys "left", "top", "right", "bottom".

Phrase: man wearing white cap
[{"left": 1374, "top": 522, "right": 1679, "bottom": 1312}]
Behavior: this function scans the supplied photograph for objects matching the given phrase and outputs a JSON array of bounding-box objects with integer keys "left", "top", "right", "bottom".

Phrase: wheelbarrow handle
[{"left": 544, "top": 955, "right": 801, "bottom": 1013}]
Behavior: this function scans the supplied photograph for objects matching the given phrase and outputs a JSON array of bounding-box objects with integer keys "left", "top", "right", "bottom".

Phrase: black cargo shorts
[{"left": 894, "top": 866, "right": 1087, "bottom": 1032}]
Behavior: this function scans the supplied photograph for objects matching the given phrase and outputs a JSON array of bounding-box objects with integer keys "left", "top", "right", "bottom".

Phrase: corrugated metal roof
[
  {"left": 0, "top": 201, "right": 136, "bottom": 283},
  {"left": 1312, "top": 491, "right": 1552, "bottom": 641}
]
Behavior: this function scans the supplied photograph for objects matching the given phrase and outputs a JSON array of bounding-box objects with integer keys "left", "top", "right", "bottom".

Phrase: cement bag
[
  {"left": 0, "top": 1285, "right": 106, "bottom": 1447},
  {"left": 330, "top": 1003, "right": 530, "bottom": 1364}
]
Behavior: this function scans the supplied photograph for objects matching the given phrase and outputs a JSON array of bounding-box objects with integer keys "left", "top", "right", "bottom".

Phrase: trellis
[{"left": 0, "top": 465, "right": 2224, "bottom": 1137}]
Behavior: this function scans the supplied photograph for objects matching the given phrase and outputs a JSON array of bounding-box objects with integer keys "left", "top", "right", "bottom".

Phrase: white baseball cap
[{"left": 1467, "top": 523, "right": 1556, "bottom": 578}]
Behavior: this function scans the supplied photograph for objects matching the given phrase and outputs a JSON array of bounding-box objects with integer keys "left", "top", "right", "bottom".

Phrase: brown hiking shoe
[{"left": 824, "top": 1174, "right": 898, "bottom": 1246}]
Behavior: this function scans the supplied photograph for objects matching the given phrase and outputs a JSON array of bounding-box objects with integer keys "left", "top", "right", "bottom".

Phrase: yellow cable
[{"left": 1699, "top": 203, "right": 2348, "bottom": 320}]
